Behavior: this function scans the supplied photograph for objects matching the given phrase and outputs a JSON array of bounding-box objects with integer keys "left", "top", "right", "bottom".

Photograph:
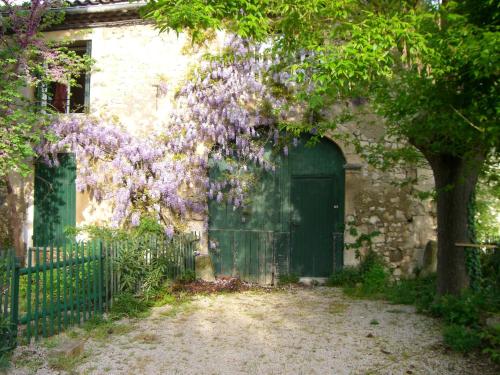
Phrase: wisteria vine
[{"left": 39, "top": 36, "right": 293, "bottom": 234}]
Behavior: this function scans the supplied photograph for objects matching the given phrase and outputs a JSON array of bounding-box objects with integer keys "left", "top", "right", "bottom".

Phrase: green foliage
[
  {"left": 81, "top": 315, "right": 134, "bottom": 341},
  {"left": 359, "top": 263, "right": 390, "bottom": 296},
  {"left": 145, "top": 0, "right": 500, "bottom": 297},
  {"left": 0, "top": 350, "right": 11, "bottom": 372},
  {"left": 443, "top": 324, "right": 482, "bottom": 353},
  {"left": 335, "top": 250, "right": 390, "bottom": 298},
  {"left": 430, "top": 292, "right": 486, "bottom": 327},
  {"left": 475, "top": 156, "right": 500, "bottom": 243},
  {"left": 384, "top": 276, "right": 436, "bottom": 311},
  {"left": 481, "top": 249, "right": 500, "bottom": 303},
  {"left": 326, "top": 266, "right": 361, "bottom": 287},
  {"left": 175, "top": 269, "right": 196, "bottom": 284},
  {"left": 64, "top": 216, "right": 167, "bottom": 242},
  {"left": 278, "top": 273, "right": 300, "bottom": 285},
  {"left": 108, "top": 293, "right": 152, "bottom": 320},
  {"left": 0, "top": 20, "right": 92, "bottom": 177},
  {"left": 0, "top": 315, "right": 13, "bottom": 355},
  {"left": 480, "top": 324, "right": 500, "bottom": 364}
]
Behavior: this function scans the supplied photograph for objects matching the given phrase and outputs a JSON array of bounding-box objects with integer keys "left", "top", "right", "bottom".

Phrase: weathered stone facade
[
  {"left": 333, "top": 120, "right": 436, "bottom": 276},
  {"left": 4, "top": 20, "right": 437, "bottom": 277}
]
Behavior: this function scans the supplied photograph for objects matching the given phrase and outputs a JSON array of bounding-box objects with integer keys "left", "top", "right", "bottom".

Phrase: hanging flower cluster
[
  {"left": 166, "top": 36, "right": 292, "bottom": 209},
  {"left": 37, "top": 115, "right": 203, "bottom": 235},
  {"left": 39, "top": 36, "right": 290, "bottom": 232}
]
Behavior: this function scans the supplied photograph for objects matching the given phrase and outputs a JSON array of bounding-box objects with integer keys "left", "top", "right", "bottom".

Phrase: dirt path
[{"left": 10, "top": 287, "right": 496, "bottom": 375}]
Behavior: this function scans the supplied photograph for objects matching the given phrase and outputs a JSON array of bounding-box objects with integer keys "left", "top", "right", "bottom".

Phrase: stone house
[{"left": 7, "top": 0, "right": 436, "bottom": 283}]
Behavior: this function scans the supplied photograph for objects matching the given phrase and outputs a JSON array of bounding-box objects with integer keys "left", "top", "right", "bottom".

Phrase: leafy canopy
[{"left": 143, "top": 0, "right": 500, "bottom": 163}]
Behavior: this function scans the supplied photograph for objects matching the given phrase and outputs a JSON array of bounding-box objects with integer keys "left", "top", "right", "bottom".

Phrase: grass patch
[
  {"left": 326, "top": 266, "right": 362, "bottom": 287},
  {"left": 81, "top": 316, "right": 134, "bottom": 341},
  {"left": 48, "top": 350, "right": 91, "bottom": 374},
  {"left": 328, "top": 302, "right": 348, "bottom": 314},
  {"left": 131, "top": 333, "right": 160, "bottom": 344},
  {"left": 443, "top": 324, "right": 482, "bottom": 352},
  {"left": 370, "top": 319, "right": 380, "bottom": 325},
  {"left": 278, "top": 273, "right": 300, "bottom": 285},
  {"left": 159, "top": 299, "right": 194, "bottom": 318},
  {"left": 109, "top": 293, "right": 153, "bottom": 320},
  {"left": 0, "top": 352, "right": 11, "bottom": 373},
  {"left": 153, "top": 292, "right": 177, "bottom": 307}
]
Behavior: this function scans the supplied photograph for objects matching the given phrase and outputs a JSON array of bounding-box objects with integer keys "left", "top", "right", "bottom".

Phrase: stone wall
[
  {"left": 11, "top": 22, "right": 436, "bottom": 275},
  {"left": 333, "top": 119, "right": 436, "bottom": 277}
]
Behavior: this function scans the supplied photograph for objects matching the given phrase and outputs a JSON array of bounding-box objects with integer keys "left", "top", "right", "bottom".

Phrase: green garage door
[
  {"left": 290, "top": 176, "right": 336, "bottom": 277},
  {"left": 33, "top": 154, "right": 76, "bottom": 246},
  {"left": 209, "top": 136, "right": 345, "bottom": 282}
]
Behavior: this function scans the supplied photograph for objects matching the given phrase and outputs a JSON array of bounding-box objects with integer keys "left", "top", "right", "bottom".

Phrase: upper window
[{"left": 39, "top": 41, "right": 91, "bottom": 114}]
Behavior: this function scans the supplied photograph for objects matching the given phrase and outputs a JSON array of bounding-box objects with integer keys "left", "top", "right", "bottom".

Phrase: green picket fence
[
  {"left": 0, "top": 250, "right": 19, "bottom": 354},
  {"left": 0, "top": 233, "right": 198, "bottom": 353},
  {"left": 19, "top": 241, "right": 105, "bottom": 341}
]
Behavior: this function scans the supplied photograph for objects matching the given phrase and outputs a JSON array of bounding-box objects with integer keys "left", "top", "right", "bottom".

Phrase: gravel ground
[{"left": 9, "top": 287, "right": 498, "bottom": 375}]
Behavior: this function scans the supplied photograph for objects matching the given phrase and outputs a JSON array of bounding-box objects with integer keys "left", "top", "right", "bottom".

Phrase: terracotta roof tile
[{"left": 68, "top": 0, "right": 140, "bottom": 6}]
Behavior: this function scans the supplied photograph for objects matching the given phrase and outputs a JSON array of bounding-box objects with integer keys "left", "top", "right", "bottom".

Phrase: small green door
[
  {"left": 290, "top": 177, "right": 336, "bottom": 277},
  {"left": 33, "top": 154, "right": 76, "bottom": 246}
]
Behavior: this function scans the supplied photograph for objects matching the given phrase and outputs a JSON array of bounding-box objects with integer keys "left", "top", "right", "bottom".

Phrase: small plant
[
  {"left": 370, "top": 319, "right": 380, "bottom": 325},
  {"left": 109, "top": 293, "right": 152, "bottom": 320},
  {"left": 326, "top": 267, "right": 361, "bottom": 287},
  {"left": 480, "top": 324, "right": 500, "bottom": 363},
  {"left": 0, "top": 351, "right": 11, "bottom": 372},
  {"left": 48, "top": 350, "right": 90, "bottom": 373},
  {"left": 443, "top": 324, "right": 482, "bottom": 352},
  {"left": 359, "top": 262, "right": 389, "bottom": 297},
  {"left": 384, "top": 275, "right": 436, "bottom": 311},
  {"left": 175, "top": 269, "right": 196, "bottom": 284},
  {"left": 430, "top": 292, "right": 486, "bottom": 327},
  {"left": 278, "top": 273, "right": 300, "bottom": 285}
]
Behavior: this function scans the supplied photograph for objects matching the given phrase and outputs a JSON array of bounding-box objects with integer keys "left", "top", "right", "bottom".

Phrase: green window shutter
[{"left": 33, "top": 153, "right": 76, "bottom": 246}]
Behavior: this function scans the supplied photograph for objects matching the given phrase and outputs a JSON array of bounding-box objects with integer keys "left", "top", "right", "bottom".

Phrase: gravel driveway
[{"left": 10, "top": 287, "right": 497, "bottom": 375}]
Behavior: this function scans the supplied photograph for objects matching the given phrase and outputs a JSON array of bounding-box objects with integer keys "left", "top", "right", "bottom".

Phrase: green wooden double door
[
  {"left": 209, "top": 137, "right": 345, "bottom": 282},
  {"left": 33, "top": 154, "right": 76, "bottom": 246}
]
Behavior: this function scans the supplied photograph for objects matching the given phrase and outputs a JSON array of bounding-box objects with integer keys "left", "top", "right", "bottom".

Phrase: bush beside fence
[{"left": 0, "top": 233, "right": 198, "bottom": 353}]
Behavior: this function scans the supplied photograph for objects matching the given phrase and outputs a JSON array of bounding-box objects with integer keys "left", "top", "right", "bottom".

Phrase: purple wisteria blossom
[{"left": 39, "top": 36, "right": 286, "bottom": 232}]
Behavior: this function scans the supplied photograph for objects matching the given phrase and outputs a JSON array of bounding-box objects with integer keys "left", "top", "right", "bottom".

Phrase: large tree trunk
[{"left": 427, "top": 153, "right": 485, "bottom": 295}]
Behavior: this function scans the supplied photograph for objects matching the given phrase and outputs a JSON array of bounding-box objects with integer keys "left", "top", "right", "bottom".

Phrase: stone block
[
  {"left": 195, "top": 254, "right": 215, "bottom": 281},
  {"left": 389, "top": 249, "right": 403, "bottom": 263},
  {"left": 50, "top": 339, "right": 85, "bottom": 358},
  {"left": 421, "top": 240, "right": 437, "bottom": 276}
]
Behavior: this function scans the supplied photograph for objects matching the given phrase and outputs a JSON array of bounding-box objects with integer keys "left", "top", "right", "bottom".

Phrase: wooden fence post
[{"left": 10, "top": 256, "right": 20, "bottom": 348}]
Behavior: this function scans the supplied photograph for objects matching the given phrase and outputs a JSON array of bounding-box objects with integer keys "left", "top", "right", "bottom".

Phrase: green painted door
[
  {"left": 208, "top": 136, "right": 345, "bottom": 282},
  {"left": 33, "top": 154, "right": 76, "bottom": 246},
  {"left": 290, "top": 177, "right": 335, "bottom": 277}
]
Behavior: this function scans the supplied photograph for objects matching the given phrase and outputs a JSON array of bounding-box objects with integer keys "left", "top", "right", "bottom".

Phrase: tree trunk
[
  {"left": 5, "top": 175, "right": 26, "bottom": 262},
  {"left": 427, "top": 153, "right": 485, "bottom": 295}
]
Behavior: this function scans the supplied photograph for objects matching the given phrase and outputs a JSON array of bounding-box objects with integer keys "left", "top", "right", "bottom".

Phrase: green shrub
[
  {"left": 359, "top": 250, "right": 384, "bottom": 276},
  {"left": 430, "top": 292, "right": 486, "bottom": 327},
  {"left": 385, "top": 275, "right": 436, "bottom": 311},
  {"left": 109, "top": 293, "right": 152, "bottom": 320},
  {"left": 443, "top": 324, "right": 482, "bottom": 352},
  {"left": 480, "top": 324, "right": 500, "bottom": 363},
  {"left": 278, "top": 273, "right": 300, "bottom": 285},
  {"left": 360, "top": 262, "right": 389, "bottom": 296},
  {"left": 326, "top": 267, "right": 361, "bottom": 287},
  {"left": 175, "top": 269, "right": 196, "bottom": 284},
  {"left": 0, "top": 351, "right": 10, "bottom": 372}
]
